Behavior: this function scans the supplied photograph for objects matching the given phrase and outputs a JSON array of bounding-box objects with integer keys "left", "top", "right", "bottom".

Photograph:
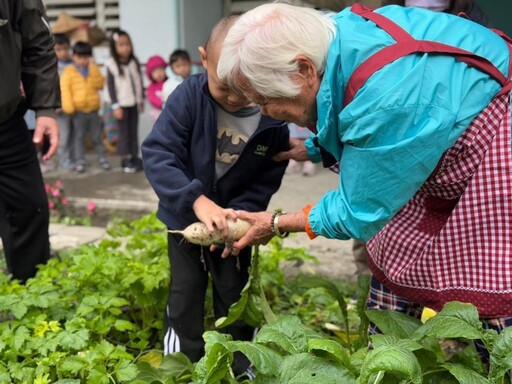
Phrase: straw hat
[{"left": 51, "top": 12, "right": 88, "bottom": 34}]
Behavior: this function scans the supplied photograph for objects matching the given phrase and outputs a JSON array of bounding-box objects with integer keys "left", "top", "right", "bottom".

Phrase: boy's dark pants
[
  {"left": 165, "top": 233, "right": 254, "bottom": 374},
  {"left": 0, "top": 107, "right": 50, "bottom": 282}
]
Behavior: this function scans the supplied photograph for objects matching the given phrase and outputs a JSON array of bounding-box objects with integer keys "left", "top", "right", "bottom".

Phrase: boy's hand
[
  {"left": 113, "top": 108, "right": 123, "bottom": 120},
  {"left": 192, "top": 195, "right": 238, "bottom": 238}
]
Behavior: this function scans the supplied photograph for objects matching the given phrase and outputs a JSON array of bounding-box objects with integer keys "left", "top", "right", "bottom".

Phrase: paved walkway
[{"left": 43, "top": 155, "right": 357, "bottom": 279}]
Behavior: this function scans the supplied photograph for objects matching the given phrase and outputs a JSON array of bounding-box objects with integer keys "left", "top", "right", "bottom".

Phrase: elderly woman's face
[{"left": 246, "top": 88, "right": 318, "bottom": 127}]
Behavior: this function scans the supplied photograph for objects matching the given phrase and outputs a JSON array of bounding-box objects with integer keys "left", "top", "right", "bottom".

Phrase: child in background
[
  {"left": 286, "top": 123, "right": 315, "bottom": 176},
  {"left": 104, "top": 30, "right": 145, "bottom": 173},
  {"left": 161, "top": 49, "right": 192, "bottom": 103},
  {"left": 60, "top": 42, "right": 111, "bottom": 173},
  {"left": 142, "top": 16, "right": 289, "bottom": 380},
  {"left": 54, "top": 33, "right": 75, "bottom": 170},
  {"left": 146, "top": 55, "right": 167, "bottom": 122}
]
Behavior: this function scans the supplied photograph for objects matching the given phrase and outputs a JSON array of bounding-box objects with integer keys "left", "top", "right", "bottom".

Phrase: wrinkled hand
[
  {"left": 227, "top": 210, "right": 274, "bottom": 258},
  {"left": 33, "top": 116, "right": 59, "bottom": 161},
  {"left": 273, "top": 138, "right": 310, "bottom": 162}
]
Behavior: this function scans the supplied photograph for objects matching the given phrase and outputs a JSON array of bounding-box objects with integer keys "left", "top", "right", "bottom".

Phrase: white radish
[{"left": 168, "top": 219, "right": 251, "bottom": 246}]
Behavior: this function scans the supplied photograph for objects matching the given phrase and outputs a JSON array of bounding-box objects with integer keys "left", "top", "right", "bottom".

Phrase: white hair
[{"left": 217, "top": 3, "right": 336, "bottom": 98}]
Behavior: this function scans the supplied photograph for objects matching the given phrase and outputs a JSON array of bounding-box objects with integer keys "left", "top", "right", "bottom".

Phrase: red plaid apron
[{"left": 347, "top": 5, "right": 512, "bottom": 317}]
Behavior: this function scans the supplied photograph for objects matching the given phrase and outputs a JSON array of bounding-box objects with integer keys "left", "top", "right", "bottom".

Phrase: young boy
[
  {"left": 142, "top": 16, "right": 289, "bottom": 378},
  {"left": 161, "top": 49, "right": 192, "bottom": 103},
  {"left": 61, "top": 42, "right": 110, "bottom": 173},
  {"left": 54, "top": 34, "right": 74, "bottom": 170}
]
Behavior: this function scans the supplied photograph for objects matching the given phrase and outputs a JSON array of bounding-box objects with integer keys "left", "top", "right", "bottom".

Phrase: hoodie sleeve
[
  {"left": 147, "top": 84, "right": 163, "bottom": 109},
  {"left": 141, "top": 82, "right": 204, "bottom": 214}
]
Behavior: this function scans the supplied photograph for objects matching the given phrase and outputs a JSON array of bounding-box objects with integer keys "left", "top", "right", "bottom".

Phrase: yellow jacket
[{"left": 60, "top": 63, "right": 104, "bottom": 114}]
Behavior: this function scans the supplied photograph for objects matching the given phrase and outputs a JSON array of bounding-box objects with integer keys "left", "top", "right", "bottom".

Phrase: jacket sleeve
[
  {"left": 88, "top": 63, "right": 104, "bottom": 90},
  {"left": 147, "top": 85, "right": 163, "bottom": 109},
  {"left": 19, "top": 0, "right": 60, "bottom": 116},
  {"left": 141, "top": 84, "right": 204, "bottom": 214},
  {"left": 60, "top": 68, "right": 75, "bottom": 115},
  {"left": 227, "top": 125, "right": 290, "bottom": 212},
  {"left": 308, "top": 104, "right": 458, "bottom": 242}
]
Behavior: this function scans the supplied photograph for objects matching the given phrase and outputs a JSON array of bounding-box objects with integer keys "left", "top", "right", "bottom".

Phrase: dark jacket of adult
[
  {"left": 142, "top": 73, "right": 290, "bottom": 230},
  {"left": 0, "top": 0, "right": 60, "bottom": 124}
]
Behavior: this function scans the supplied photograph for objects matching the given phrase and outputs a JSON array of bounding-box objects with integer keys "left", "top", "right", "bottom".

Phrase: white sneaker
[{"left": 302, "top": 161, "right": 315, "bottom": 176}]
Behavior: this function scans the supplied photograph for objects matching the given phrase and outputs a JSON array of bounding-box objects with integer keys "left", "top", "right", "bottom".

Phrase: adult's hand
[
  {"left": 33, "top": 116, "right": 59, "bottom": 161},
  {"left": 228, "top": 210, "right": 275, "bottom": 258},
  {"left": 273, "top": 138, "right": 310, "bottom": 162}
]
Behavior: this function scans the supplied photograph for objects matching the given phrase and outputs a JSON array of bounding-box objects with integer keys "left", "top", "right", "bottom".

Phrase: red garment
[{"left": 346, "top": 5, "right": 512, "bottom": 317}]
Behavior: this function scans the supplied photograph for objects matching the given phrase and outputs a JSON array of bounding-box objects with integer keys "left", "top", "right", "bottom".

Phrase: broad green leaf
[
  {"left": 308, "top": 338, "right": 354, "bottom": 370},
  {"left": 442, "top": 362, "right": 492, "bottom": 384},
  {"left": 227, "top": 340, "right": 282, "bottom": 376},
  {"left": 422, "top": 370, "right": 459, "bottom": 384},
  {"left": 412, "top": 302, "right": 485, "bottom": 341},
  {"left": 370, "top": 334, "right": 423, "bottom": 352},
  {"left": 449, "top": 344, "right": 486, "bottom": 376},
  {"left": 54, "top": 380, "right": 81, "bottom": 384},
  {"left": 277, "top": 353, "right": 356, "bottom": 383},
  {"left": 358, "top": 345, "right": 422, "bottom": 384},
  {"left": 349, "top": 347, "right": 368, "bottom": 372},
  {"left": 365, "top": 310, "right": 422, "bottom": 339},
  {"left": 157, "top": 352, "right": 194, "bottom": 381},
  {"left": 193, "top": 343, "right": 232, "bottom": 384},
  {"left": 489, "top": 326, "right": 512, "bottom": 380},
  {"left": 255, "top": 315, "right": 311, "bottom": 354}
]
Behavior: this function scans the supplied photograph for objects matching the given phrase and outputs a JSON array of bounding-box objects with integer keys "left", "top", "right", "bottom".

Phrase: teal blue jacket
[{"left": 307, "top": 5, "right": 510, "bottom": 241}]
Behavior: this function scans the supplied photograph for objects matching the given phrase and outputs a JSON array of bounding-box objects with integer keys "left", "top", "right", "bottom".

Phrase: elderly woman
[{"left": 217, "top": 2, "right": 512, "bottom": 347}]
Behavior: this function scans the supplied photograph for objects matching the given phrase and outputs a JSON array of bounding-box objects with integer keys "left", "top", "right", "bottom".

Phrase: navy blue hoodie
[{"left": 141, "top": 73, "right": 289, "bottom": 230}]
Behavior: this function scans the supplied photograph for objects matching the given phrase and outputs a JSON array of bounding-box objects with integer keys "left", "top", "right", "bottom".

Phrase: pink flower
[
  {"left": 87, "top": 200, "right": 96, "bottom": 212},
  {"left": 48, "top": 201, "right": 55, "bottom": 209},
  {"left": 55, "top": 180, "right": 63, "bottom": 188},
  {"left": 51, "top": 188, "right": 60, "bottom": 197},
  {"left": 45, "top": 184, "right": 51, "bottom": 193},
  {"left": 61, "top": 197, "right": 68, "bottom": 206}
]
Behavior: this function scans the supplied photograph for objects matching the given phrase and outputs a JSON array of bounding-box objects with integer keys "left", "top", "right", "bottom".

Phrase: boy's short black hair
[
  {"left": 72, "top": 41, "right": 93, "bottom": 56},
  {"left": 169, "top": 49, "right": 191, "bottom": 65},
  {"left": 54, "top": 33, "right": 70, "bottom": 46}
]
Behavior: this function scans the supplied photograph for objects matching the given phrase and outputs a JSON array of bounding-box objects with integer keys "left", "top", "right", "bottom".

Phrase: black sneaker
[
  {"left": 132, "top": 156, "right": 144, "bottom": 172},
  {"left": 121, "top": 158, "right": 136, "bottom": 174}
]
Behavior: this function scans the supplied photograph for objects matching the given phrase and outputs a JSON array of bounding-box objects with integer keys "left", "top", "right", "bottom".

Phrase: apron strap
[{"left": 344, "top": 4, "right": 512, "bottom": 107}]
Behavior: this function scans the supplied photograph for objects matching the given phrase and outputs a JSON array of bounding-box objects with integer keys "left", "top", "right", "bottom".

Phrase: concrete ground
[{"left": 43, "top": 153, "right": 357, "bottom": 279}]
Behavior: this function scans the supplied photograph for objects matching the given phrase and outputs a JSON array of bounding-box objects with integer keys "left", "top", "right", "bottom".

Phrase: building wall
[
  {"left": 178, "top": 0, "right": 224, "bottom": 63},
  {"left": 119, "top": 0, "right": 180, "bottom": 64}
]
